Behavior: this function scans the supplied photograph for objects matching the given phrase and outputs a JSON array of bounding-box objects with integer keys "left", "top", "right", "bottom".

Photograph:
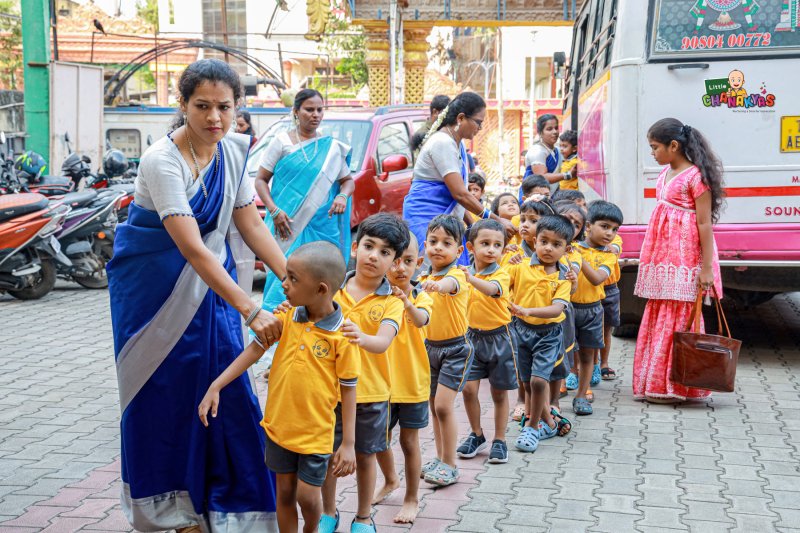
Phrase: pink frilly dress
[{"left": 633, "top": 165, "right": 722, "bottom": 401}]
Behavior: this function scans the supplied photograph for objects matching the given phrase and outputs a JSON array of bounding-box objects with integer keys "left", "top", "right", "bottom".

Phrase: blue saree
[
  {"left": 261, "top": 135, "right": 352, "bottom": 313},
  {"left": 403, "top": 139, "right": 471, "bottom": 265},
  {"left": 107, "top": 134, "right": 277, "bottom": 532}
]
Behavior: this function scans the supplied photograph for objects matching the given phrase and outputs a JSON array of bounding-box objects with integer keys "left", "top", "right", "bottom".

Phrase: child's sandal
[
  {"left": 420, "top": 457, "right": 441, "bottom": 479},
  {"left": 538, "top": 420, "right": 559, "bottom": 441},
  {"left": 319, "top": 510, "right": 340, "bottom": 533},
  {"left": 514, "top": 426, "right": 539, "bottom": 452},
  {"left": 550, "top": 407, "right": 573, "bottom": 436},
  {"left": 573, "top": 397, "right": 593, "bottom": 416},
  {"left": 601, "top": 367, "right": 617, "bottom": 380},
  {"left": 424, "top": 462, "right": 460, "bottom": 486},
  {"left": 511, "top": 404, "right": 525, "bottom": 421},
  {"left": 350, "top": 514, "right": 377, "bottom": 533}
]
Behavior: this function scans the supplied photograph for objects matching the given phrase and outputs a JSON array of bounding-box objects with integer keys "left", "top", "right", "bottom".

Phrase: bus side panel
[{"left": 577, "top": 77, "right": 609, "bottom": 202}]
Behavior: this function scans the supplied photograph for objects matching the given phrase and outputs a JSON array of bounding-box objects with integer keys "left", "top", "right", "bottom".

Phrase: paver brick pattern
[{"left": 1, "top": 284, "right": 799, "bottom": 531}]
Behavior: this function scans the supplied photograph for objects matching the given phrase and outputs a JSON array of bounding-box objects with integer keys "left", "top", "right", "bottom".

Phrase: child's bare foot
[
  {"left": 394, "top": 500, "right": 420, "bottom": 523},
  {"left": 372, "top": 478, "right": 400, "bottom": 504}
]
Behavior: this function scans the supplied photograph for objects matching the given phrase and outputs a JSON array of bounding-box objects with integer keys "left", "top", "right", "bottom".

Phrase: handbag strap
[{"left": 686, "top": 284, "right": 732, "bottom": 338}]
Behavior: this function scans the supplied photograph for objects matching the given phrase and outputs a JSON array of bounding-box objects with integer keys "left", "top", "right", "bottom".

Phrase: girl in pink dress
[{"left": 633, "top": 118, "right": 725, "bottom": 402}]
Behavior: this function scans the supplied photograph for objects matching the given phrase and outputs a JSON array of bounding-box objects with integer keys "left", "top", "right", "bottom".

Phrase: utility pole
[
  {"left": 388, "top": 0, "right": 398, "bottom": 105},
  {"left": 220, "top": 0, "right": 230, "bottom": 62},
  {"left": 21, "top": 0, "right": 51, "bottom": 157}
]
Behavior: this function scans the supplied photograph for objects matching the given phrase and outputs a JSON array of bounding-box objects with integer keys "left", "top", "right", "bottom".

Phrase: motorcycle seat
[
  {"left": 0, "top": 193, "right": 49, "bottom": 223},
  {"left": 57, "top": 190, "right": 98, "bottom": 208},
  {"left": 107, "top": 182, "right": 135, "bottom": 194},
  {"left": 37, "top": 175, "right": 73, "bottom": 187}
]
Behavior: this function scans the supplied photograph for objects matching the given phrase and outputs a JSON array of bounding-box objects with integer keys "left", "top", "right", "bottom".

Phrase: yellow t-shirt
[
  {"left": 500, "top": 239, "right": 534, "bottom": 268},
  {"left": 262, "top": 304, "right": 360, "bottom": 455},
  {"left": 559, "top": 156, "right": 579, "bottom": 190},
  {"left": 560, "top": 245, "right": 583, "bottom": 273},
  {"left": 605, "top": 234, "right": 623, "bottom": 286},
  {"left": 418, "top": 262, "right": 469, "bottom": 341},
  {"left": 467, "top": 263, "right": 512, "bottom": 331},
  {"left": 335, "top": 273, "right": 404, "bottom": 403},
  {"left": 388, "top": 287, "right": 434, "bottom": 403},
  {"left": 506, "top": 214, "right": 522, "bottom": 247},
  {"left": 573, "top": 241, "right": 618, "bottom": 304},
  {"left": 508, "top": 254, "right": 571, "bottom": 325}
]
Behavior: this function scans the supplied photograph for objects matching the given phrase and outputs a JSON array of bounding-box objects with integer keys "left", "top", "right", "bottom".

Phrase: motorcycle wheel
[
  {"left": 9, "top": 259, "right": 57, "bottom": 300},
  {"left": 73, "top": 241, "right": 113, "bottom": 289}
]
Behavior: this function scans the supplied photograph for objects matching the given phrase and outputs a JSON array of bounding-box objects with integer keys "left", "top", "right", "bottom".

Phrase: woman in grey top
[
  {"left": 403, "top": 92, "right": 514, "bottom": 264},
  {"left": 523, "top": 114, "right": 575, "bottom": 186}
]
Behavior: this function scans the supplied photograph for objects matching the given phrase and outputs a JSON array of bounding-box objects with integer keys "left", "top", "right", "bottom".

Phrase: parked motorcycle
[
  {"left": 0, "top": 193, "right": 70, "bottom": 300},
  {"left": 52, "top": 188, "right": 124, "bottom": 289},
  {"left": 81, "top": 150, "right": 135, "bottom": 223},
  {"left": 11, "top": 151, "right": 74, "bottom": 196}
]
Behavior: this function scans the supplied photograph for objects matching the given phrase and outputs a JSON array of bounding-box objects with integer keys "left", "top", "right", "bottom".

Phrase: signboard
[
  {"left": 781, "top": 116, "right": 800, "bottom": 153},
  {"left": 651, "top": 0, "right": 800, "bottom": 58}
]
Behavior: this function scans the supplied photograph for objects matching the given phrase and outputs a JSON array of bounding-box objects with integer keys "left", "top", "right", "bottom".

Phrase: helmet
[
  {"left": 103, "top": 149, "right": 128, "bottom": 178},
  {"left": 61, "top": 153, "right": 90, "bottom": 179},
  {"left": 14, "top": 151, "right": 48, "bottom": 180}
]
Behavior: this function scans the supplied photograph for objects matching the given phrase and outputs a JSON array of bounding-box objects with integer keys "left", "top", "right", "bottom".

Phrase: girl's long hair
[{"left": 648, "top": 118, "right": 725, "bottom": 223}]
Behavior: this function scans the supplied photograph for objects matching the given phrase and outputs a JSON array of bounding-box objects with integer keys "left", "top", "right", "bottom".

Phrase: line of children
[{"left": 196, "top": 192, "right": 625, "bottom": 531}]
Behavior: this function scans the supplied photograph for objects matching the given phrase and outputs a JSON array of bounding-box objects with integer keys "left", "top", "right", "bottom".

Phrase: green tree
[
  {"left": 0, "top": 0, "right": 22, "bottom": 88},
  {"left": 136, "top": 0, "right": 158, "bottom": 32},
  {"left": 320, "top": 15, "right": 367, "bottom": 88}
]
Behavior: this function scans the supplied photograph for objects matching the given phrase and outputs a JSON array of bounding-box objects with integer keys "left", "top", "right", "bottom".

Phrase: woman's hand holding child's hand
[
  {"left": 198, "top": 386, "right": 221, "bottom": 427},
  {"left": 341, "top": 319, "right": 366, "bottom": 345},
  {"left": 331, "top": 444, "right": 356, "bottom": 477}
]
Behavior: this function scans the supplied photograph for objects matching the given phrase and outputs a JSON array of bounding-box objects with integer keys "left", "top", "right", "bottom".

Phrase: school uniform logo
[
  {"left": 312, "top": 339, "right": 332, "bottom": 359},
  {"left": 368, "top": 304, "right": 384, "bottom": 322}
]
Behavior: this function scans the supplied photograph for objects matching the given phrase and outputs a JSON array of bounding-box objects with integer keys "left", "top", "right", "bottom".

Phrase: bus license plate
[{"left": 781, "top": 116, "right": 800, "bottom": 153}]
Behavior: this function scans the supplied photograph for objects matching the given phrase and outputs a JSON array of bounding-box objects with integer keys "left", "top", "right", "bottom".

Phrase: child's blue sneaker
[
  {"left": 566, "top": 373, "right": 579, "bottom": 390},
  {"left": 319, "top": 510, "right": 339, "bottom": 533},
  {"left": 591, "top": 364, "right": 601, "bottom": 386}
]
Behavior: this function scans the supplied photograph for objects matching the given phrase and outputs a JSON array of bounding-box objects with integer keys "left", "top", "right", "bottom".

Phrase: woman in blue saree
[
  {"left": 255, "top": 89, "right": 354, "bottom": 315},
  {"left": 523, "top": 114, "right": 573, "bottom": 187},
  {"left": 107, "top": 60, "right": 286, "bottom": 533},
  {"left": 402, "top": 92, "right": 515, "bottom": 265}
]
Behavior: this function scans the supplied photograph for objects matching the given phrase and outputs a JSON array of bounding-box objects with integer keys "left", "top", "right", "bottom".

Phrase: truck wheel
[{"left": 9, "top": 259, "right": 57, "bottom": 300}]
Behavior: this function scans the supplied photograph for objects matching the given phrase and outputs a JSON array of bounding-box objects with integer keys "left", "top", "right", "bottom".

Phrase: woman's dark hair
[
  {"left": 535, "top": 214, "right": 574, "bottom": 243},
  {"left": 236, "top": 110, "right": 254, "bottom": 135},
  {"left": 427, "top": 214, "right": 465, "bottom": 244},
  {"left": 294, "top": 89, "right": 324, "bottom": 111},
  {"left": 520, "top": 198, "right": 556, "bottom": 217},
  {"left": 171, "top": 59, "right": 243, "bottom": 130},
  {"left": 648, "top": 117, "right": 725, "bottom": 222},
  {"left": 491, "top": 192, "right": 519, "bottom": 216},
  {"left": 555, "top": 200, "right": 587, "bottom": 241},
  {"left": 355, "top": 212, "right": 410, "bottom": 259},
  {"left": 437, "top": 92, "right": 486, "bottom": 130},
  {"left": 468, "top": 219, "right": 507, "bottom": 246},
  {"left": 536, "top": 113, "right": 559, "bottom": 134}
]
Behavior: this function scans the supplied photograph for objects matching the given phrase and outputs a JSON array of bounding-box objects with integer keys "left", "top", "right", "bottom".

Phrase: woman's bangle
[
  {"left": 481, "top": 208, "right": 491, "bottom": 219},
  {"left": 244, "top": 305, "right": 261, "bottom": 327},
  {"left": 335, "top": 193, "right": 349, "bottom": 201},
  {"left": 269, "top": 206, "right": 282, "bottom": 219}
]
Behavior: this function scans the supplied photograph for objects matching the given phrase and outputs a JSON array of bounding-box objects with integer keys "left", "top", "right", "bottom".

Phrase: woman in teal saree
[{"left": 255, "top": 89, "right": 355, "bottom": 314}]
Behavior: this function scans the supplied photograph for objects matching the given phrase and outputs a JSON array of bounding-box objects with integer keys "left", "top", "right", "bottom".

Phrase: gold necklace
[
  {"left": 186, "top": 130, "right": 218, "bottom": 198},
  {"left": 296, "top": 126, "right": 319, "bottom": 163}
]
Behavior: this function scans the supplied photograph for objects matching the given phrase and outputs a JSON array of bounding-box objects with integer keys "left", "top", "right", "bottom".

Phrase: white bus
[{"left": 564, "top": 0, "right": 800, "bottom": 328}]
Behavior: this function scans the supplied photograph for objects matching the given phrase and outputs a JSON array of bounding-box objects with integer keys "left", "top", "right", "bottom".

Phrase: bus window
[
  {"left": 577, "top": 0, "right": 617, "bottom": 94},
  {"left": 651, "top": 0, "right": 800, "bottom": 59}
]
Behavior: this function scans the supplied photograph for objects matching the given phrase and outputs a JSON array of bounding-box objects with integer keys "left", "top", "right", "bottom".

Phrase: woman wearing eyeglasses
[{"left": 403, "top": 91, "right": 515, "bottom": 265}]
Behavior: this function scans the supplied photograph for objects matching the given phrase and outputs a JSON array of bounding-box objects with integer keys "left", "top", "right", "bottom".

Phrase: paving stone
[
  {"left": 450, "top": 510, "right": 504, "bottom": 532},
  {"left": 549, "top": 498, "right": 598, "bottom": 522},
  {"left": 500, "top": 504, "right": 553, "bottom": 526},
  {"left": 680, "top": 520, "right": 734, "bottom": 533},
  {"left": 678, "top": 483, "right": 729, "bottom": 504},
  {"left": 681, "top": 500, "right": 735, "bottom": 523},
  {"left": 771, "top": 507, "right": 800, "bottom": 529},
  {"left": 593, "top": 493, "right": 640, "bottom": 515},
  {"left": 636, "top": 506, "right": 687, "bottom": 529},
  {"left": 729, "top": 513, "right": 780, "bottom": 533},
  {"left": 544, "top": 517, "right": 597, "bottom": 532}
]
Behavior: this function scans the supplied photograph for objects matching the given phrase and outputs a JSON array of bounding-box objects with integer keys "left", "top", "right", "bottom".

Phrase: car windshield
[{"left": 248, "top": 119, "right": 372, "bottom": 177}]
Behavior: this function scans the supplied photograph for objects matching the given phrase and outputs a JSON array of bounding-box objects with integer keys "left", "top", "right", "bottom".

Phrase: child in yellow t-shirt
[
  {"left": 198, "top": 242, "right": 360, "bottom": 533},
  {"left": 507, "top": 215, "right": 575, "bottom": 452},
  {"left": 322, "top": 213, "right": 408, "bottom": 533},
  {"left": 558, "top": 130, "right": 579, "bottom": 190},
  {"left": 373, "top": 232, "right": 433, "bottom": 524},
  {"left": 418, "top": 215, "right": 472, "bottom": 487},
  {"left": 465, "top": 173, "right": 487, "bottom": 226},
  {"left": 458, "top": 219, "right": 517, "bottom": 464},
  {"left": 571, "top": 201, "right": 623, "bottom": 417}
]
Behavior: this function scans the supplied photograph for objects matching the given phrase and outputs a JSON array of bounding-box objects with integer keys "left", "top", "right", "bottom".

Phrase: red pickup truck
[{"left": 247, "top": 106, "right": 430, "bottom": 239}]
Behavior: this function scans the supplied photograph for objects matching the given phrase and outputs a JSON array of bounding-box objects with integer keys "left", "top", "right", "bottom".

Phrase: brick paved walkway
[{"left": 1, "top": 284, "right": 800, "bottom": 532}]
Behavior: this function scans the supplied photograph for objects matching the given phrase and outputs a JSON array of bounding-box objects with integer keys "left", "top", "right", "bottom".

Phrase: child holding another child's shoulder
[
  {"left": 373, "top": 232, "right": 433, "bottom": 524},
  {"left": 508, "top": 215, "right": 576, "bottom": 453},
  {"left": 418, "top": 214, "right": 474, "bottom": 487},
  {"left": 320, "top": 213, "right": 409, "bottom": 533},
  {"left": 458, "top": 219, "right": 517, "bottom": 464},
  {"left": 198, "top": 242, "right": 359, "bottom": 533},
  {"left": 571, "top": 200, "right": 623, "bottom": 417}
]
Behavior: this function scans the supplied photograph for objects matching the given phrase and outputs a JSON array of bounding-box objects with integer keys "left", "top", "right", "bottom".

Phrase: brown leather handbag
[{"left": 671, "top": 287, "right": 741, "bottom": 393}]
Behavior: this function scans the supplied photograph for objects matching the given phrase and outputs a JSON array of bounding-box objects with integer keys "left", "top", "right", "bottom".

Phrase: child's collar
[
  {"left": 340, "top": 270, "right": 392, "bottom": 296},
  {"left": 578, "top": 239, "right": 606, "bottom": 251},
  {"left": 469, "top": 262, "right": 500, "bottom": 276},
  {"left": 521, "top": 240, "right": 535, "bottom": 257},
  {"left": 293, "top": 302, "right": 344, "bottom": 332},
  {"left": 529, "top": 253, "right": 570, "bottom": 279},
  {"left": 425, "top": 259, "right": 459, "bottom": 277}
]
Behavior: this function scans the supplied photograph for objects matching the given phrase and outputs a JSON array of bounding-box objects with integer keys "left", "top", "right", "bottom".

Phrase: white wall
[
  {"left": 157, "top": 0, "right": 203, "bottom": 38},
  {"left": 500, "top": 26, "right": 572, "bottom": 100}
]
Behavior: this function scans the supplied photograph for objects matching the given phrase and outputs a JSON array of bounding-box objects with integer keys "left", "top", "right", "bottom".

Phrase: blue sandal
[
  {"left": 550, "top": 407, "right": 572, "bottom": 436},
  {"left": 515, "top": 426, "right": 539, "bottom": 452},
  {"left": 573, "top": 397, "right": 593, "bottom": 416},
  {"left": 351, "top": 515, "right": 376, "bottom": 533},
  {"left": 420, "top": 457, "right": 441, "bottom": 479},
  {"left": 319, "top": 510, "right": 339, "bottom": 533},
  {"left": 424, "top": 461, "right": 460, "bottom": 486},
  {"left": 538, "top": 420, "right": 559, "bottom": 440}
]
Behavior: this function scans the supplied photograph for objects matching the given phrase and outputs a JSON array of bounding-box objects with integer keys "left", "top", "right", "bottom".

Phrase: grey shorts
[
  {"left": 264, "top": 433, "right": 331, "bottom": 487},
  {"left": 512, "top": 318, "right": 564, "bottom": 382},
  {"left": 602, "top": 283, "right": 621, "bottom": 328},
  {"left": 466, "top": 325, "right": 519, "bottom": 390},
  {"left": 562, "top": 304, "right": 576, "bottom": 372},
  {"left": 573, "top": 302, "right": 605, "bottom": 349},
  {"left": 426, "top": 336, "right": 475, "bottom": 396},
  {"left": 389, "top": 401, "right": 429, "bottom": 430},
  {"left": 549, "top": 354, "right": 569, "bottom": 382},
  {"left": 333, "top": 401, "right": 389, "bottom": 455}
]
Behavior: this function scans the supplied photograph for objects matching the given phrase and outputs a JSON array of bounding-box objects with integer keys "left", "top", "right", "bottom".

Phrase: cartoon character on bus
[
  {"left": 690, "top": 0, "right": 759, "bottom": 32},
  {"left": 726, "top": 69, "right": 747, "bottom": 99},
  {"left": 702, "top": 68, "right": 775, "bottom": 109}
]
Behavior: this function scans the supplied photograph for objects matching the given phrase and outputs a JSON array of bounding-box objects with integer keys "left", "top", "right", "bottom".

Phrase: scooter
[
  {"left": 52, "top": 188, "right": 124, "bottom": 289},
  {"left": 0, "top": 193, "right": 70, "bottom": 300}
]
